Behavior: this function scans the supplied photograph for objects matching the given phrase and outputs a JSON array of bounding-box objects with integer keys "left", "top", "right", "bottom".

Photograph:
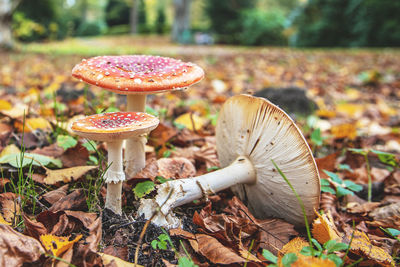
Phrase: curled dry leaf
[
  {"left": 0, "top": 224, "right": 45, "bottom": 267},
  {"left": 320, "top": 193, "right": 339, "bottom": 219},
  {"left": 48, "top": 189, "right": 86, "bottom": 212},
  {"left": 41, "top": 184, "right": 69, "bottom": 205},
  {"left": 278, "top": 237, "right": 309, "bottom": 266},
  {"left": 368, "top": 202, "right": 400, "bottom": 228},
  {"left": 43, "top": 165, "right": 97, "bottom": 185},
  {"left": 157, "top": 157, "right": 196, "bottom": 179},
  {"left": 100, "top": 253, "right": 142, "bottom": 267}
]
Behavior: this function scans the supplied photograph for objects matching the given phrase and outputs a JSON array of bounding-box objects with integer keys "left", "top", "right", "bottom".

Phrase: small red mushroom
[
  {"left": 71, "top": 111, "right": 159, "bottom": 215},
  {"left": 72, "top": 55, "right": 204, "bottom": 177}
]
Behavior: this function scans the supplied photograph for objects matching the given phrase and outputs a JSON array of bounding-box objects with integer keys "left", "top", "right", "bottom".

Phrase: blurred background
[{"left": 1, "top": 0, "right": 400, "bottom": 49}]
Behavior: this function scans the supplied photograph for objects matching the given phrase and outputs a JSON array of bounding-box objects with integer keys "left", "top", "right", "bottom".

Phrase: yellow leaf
[
  {"left": 0, "top": 100, "right": 12, "bottom": 110},
  {"left": 349, "top": 230, "right": 394, "bottom": 266},
  {"left": 0, "top": 103, "right": 29, "bottom": 119},
  {"left": 336, "top": 103, "right": 364, "bottom": 118},
  {"left": 331, "top": 123, "right": 357, "bottom": 140},
  {"left": 292, "top": 255, "right": 336, "bottom": 267},
  {"left": 14, "top": 117, "right": 52, "bottom": 133},
  {"left": 174, "top": 112, "right": 208, "bottom": 131},
  {"left": 40, "top": 234, "right": 82, "bottom": 257},
  {"left": 99, "top": 253, "right": 143, "bottom": 267},
  {"left": 0, "top": 213, "right": 11, "bottom": 225},
  {"left": 0, "top": 144, "right": 21, "bottom": 158},
  {"left": 279, "top": 237, "right": 309, "bottom": 256},
  {"left": 312, "top": 211, "right": 342, "bottom": 244},
  {"left": 44, "top": 166, "right": 97, "bottom": 185},
  {"left": 316, "top": 109, "right": 336, "bottom": 118}
]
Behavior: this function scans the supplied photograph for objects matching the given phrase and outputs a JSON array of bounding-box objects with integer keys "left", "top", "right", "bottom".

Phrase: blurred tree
[
  {"left": 172, "top": 0, "right": 191, "bottom": 43},
  {"left": 205, "top": 0, "right": 256, "bottom": 44},
  {"left": 138, "top": 0, "right": 147, "bottom": 33},
  {"left": 155, "top": 0, "right": 166, "bottom": 34},
  {"left": 105, "top": 0, "right": 130, "bottom": 26},
  {"left": 130, "top": 0, "right": 138, "bottom": 33},
  {"left": 0, "top": 0, "right": 21, "bottom": 48}
]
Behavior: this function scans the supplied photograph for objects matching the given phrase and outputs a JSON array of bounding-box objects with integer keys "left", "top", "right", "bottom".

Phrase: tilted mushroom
[
  {"left": 71, "top": 112, "right": 159, "bottom": 214},
  {"left": 72, "top": 55, "right": 204, "bottom": 177},
  {"left": 139, "top": 94, "right": 320, "bottom": 228}
]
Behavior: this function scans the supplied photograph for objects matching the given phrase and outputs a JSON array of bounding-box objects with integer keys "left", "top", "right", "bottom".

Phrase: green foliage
[
  {"left": 76, "top": 21, "right": 106, "bottom": 37},
  {"left": 381, "top": 227, "right": 400, "bottom": 242},
  {"left": 12, "top": 12, "right": 46, "bottom": 42},
  {"left": 133, "top": 181, "right": 155, "bottom": 199},
  {"left": 56, "top": 135, "right": 78, "bottom": 150},
  {"left": 205, "top": 0, "right": 256, "bottom": 44},
  {"left": 151, "top": 234, "right": 169, "bottom": 250},
  {"left": 301, "top": 239, "right": 348, "bottom": 266},
  {"left": 105, "top": 0, "right": 130, "bottom": 26},
  {"left": 178, "top": 256, "right": 198, "bottom": 267},
  {"left": 155, "top": 5, "right": 167, "bottom": 34},
  {"left": 371, "top": 149, "right": 398, "bottom": 167},
  {"left": 239, "top": 9, "right": 287, "bottom": 46},
  {"left": 281, "top": 253, "right": 297, "bottom": 266},
  {"left": 292, "top": 0, "right": 400, "bottom": 47},
  {"left": 310, "top": 128, "right": 324, "bottom": 147},
  {"left": 0, "top": 153, "right": 61, "bottom": 168},
  {"left": 262, "top": 249, "right": 277, "bottom": 264},
  {"left": 322, "top": 170, "right": 362, "bottom": 197}
]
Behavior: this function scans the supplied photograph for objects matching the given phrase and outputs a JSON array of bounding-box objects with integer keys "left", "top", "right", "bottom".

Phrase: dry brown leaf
[
  {"left": 48, "top": 189, "right": 86, "bottom": 212},
  {"left": 0, "top": 192, "right": 20, "bottom": 223},
  {"left": 312, "top": 211, "right": 342, "bottom": 244},
  {"left": 103, "top": 246, "right": 129, "bottom": 262},
  {"left": 346, "top": 201, "right": 380, "bottom": 214},
  {"left": 368, "top": 202, "right": 400, "bottom": 229},
  {"left": 64, "top": 210, "right": 98, "bottom": 229},
  {"left": 0, "top": 224, "right": 45, "bottom": 267},
  {"left": 100, "top": 253, "right": 142, "bottom": 267},
  {"left": 43, "top": 165, "right": 97, "bottom": 185},
  {"left": 148, "top": 122, "right": 177, "bottom": 148},
  {"left": 157, "top": 157, "right": 196, "bottom": 179},
  {"left": 193, "top": 234, "right": 246, "bottom": 264},
  {"left": 315, "top": 152, "right": 339, "bottom": 179},
  {"left": 61, "top": 143, "right": 90, "bottom": 167},
  {"left": 42, "top": 184, "right": 69, "bottom": 204}
]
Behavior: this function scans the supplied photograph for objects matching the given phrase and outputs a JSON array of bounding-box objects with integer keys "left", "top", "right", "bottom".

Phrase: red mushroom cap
[
  {"left": 71, "top": 112, "right": 159, "bottom": 142},
  {"left": 72, "top": 55, "right": 204, "bottom": 94}
]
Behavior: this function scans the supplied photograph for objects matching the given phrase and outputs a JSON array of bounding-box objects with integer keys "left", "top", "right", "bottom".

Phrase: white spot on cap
[
  {"left": 134, "top": 78, "right": 142, "bottom": 84},
  {"left": 97, "top": 74, "right": 104, "bottom": 80}
]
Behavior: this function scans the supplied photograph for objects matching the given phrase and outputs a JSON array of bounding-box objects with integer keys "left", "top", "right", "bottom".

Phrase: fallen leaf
[
  {"left": 14, "top": 117, "right": 52, "bottom": 133},
  {"left": 42, "top": 185, "right": 69, "bottom": 205},
  {"left": 43, "top": 165, "right": 97, "bottom": 185},
  {"left": 0, "top": 224, "right": 45, "bottom": 266},
  {"left": 48, "top": 189, "right": 86, "bottom": 212},
  {"left": 0, "top": 152, "right": 62, "bottom": 168},
  {"left": 40, "top": 234, "right": 82, "bottom": 257},
  {"left": 0, "top": 100, "right": 12, "bottom": 110},
  {"left": 100, "top": 253, "right": 141, "bottom": 267},
  {"left": 60, "top": 143, "right": 90, "bottom": 167},
  {"left": 312, "top": 211, "right": 342, "bottom": 244},
  {"left": 174, "top": 112, "right": 208, "bottom": 131},
  {"left": 0, "top": 214, "right": 11, "bottom": 225},
  {"left": 193, "top": 234, "right": 246, "bottom": 264},
  {"left": 331, "top": 123, "right": 357, "bottom": 139},
  {"left": 0, "top": 192, "right": 20, "bottom": 223},
  {"left": 157, "top": 157, "right": 196, "bottom": 179}
]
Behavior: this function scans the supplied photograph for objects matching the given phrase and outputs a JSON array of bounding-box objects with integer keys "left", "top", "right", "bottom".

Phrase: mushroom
[
  {"left": 72, "top": 55, "right": 204, "bottom": 177},
  {"left": 71, "top": 111, "right": 159, "bottom": 215},
  {"left": 138, "top": 94, "right": 320, "bottom": 228}
]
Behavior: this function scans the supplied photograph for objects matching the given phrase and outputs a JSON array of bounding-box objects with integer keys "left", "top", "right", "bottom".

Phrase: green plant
[
  {"left": 151, "top": 233, "right": 169, "bottom": 250},
  {"left": 380, "top": 227, "right": 400, "bottom": 242},
  {"left": 56, "top": 135, "right": 78, "bottom": 150},
  {"left": 133, "top": 181, "right": 155, "bottom": 199},
  {"left": 348, "top": 148, "right": 372, "bottom": 201},
  {"left": 301, "top": 239, "right": 348, "bottom": 266},
  {"left": 322, "top": 170, "right": 362, "bottom": 197}
]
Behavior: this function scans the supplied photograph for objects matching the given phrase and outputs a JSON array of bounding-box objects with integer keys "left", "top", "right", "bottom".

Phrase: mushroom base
[
  {"left": 138, "top": 156, "right": 256, "bottom": 228},
  {"left": 105, "top": 181, "right": 123, "bottom": 215}
]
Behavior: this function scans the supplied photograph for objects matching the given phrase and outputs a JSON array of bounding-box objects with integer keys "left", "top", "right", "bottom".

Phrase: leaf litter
[{"left": 0, "top": 42, "right": 399, "bottom": 266}]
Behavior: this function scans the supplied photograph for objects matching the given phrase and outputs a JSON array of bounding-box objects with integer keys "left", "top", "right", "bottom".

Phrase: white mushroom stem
[
  {"left": 125, "top": 94, "right": 147, "bottom": 177},
  {"left": 138, "top": 156, "right": 256, "bottom": 228},
  {"left": 104, "top": 140, "right": 125, "bottom": 215}
]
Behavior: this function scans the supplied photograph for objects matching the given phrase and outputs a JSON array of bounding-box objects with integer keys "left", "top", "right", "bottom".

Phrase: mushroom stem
[
  {"left": 125, "top": 94, "right": 147, "bottom": 177},
  {"left": 105, "top": 140, "right": 125, "bottom": 215},
  {"left": 138, "top": 156, "right": 256, "bottom": 228}
]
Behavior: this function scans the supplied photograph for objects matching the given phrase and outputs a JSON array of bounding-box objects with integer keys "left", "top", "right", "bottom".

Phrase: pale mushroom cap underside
[
  {"left": 216, "top": 94, "right": 320, "bottom": 226},
  {"left": 72, "top": 55, "right": 204, "bottom": 94},
  {"left": 71, "top": 112, "right": 159, "bottom": 142}
]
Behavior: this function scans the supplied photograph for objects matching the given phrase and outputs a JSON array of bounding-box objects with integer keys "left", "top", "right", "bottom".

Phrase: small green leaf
[
  {"left": 336, "top": 186, "right": 354, "bottom": 197},
  {"left": 158, "top": 240, "right": 167, "bottom": 250},
  {"left": 371, "top": 149, "right": 397, "bottom": 167},
  {"left": 88, "top": 155, "right": 98, "bottom": 165},
  {"left": 343, "top": 180, "right": 363, "bottom": 192},
  {"left": 386, "top": 228, "right": 400, "bottom": 237},
  {"left": 155, "top": 175, "right": 171, "bottom": 184},
  {"left": 330, "top": 242, "right": 349, "bottom": 253},
  {"left": 300, "top": 246, "right": 312, "bottom": 256},
  {"left": 281, "top": 253, "right": 298, "bottom": 267},
  {"left": 338, "top": 163, "right": 353, "bottom": 172},
  {"left": 323, "top": 170, "right": 342, "bottom": 183},
  {"left": 311, "top": 128, "right": 324, "bottom": 146},
  {"left": 320, "top": 178, "right": 330, "bottom": 186},
  {"left": 146, "top": 106, "right": 159, "bottom": 117},
  {"left": 323, "top": 239, "right": 337, "bottom": 251},
  {"left": 327, "top": 253, "right": 343, "bottom": 267},
  {"left": 311, "top": 238, "right": 322, "bottom": 252},
  {"left": 158, "top": 234, "right": 169, "bottom": 241},
  {"left": 321, "top": 186, "right": 336, "bottom": 195},
  {"left": 82, "top": 140, "right": 97, "bottom": 152},
  {"left": 133, "top": 181, "right": 155, "bottom": 199},
  {"left": 162, "top": 150, "right": 171, "bottom": 158},
  {"left": 151, "top": 240, "right": 158, "bottom": 249},
  {"left": 348, "top": 148, "right": 367, "bottom": 156},
  {"left": 178, "top": 256, "right": 198, "bottom": 267},
  {"left": 57, "top": 135, "right": 78, "bottom": 150},
  {"left": 206, "top": 166, "right": 220, "bottom": 172},
  {"left": 262, "top": 249, "right": 277, "bottom": 263}
]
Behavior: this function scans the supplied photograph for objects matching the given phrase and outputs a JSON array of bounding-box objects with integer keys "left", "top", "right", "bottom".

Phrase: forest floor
[{"left": 0, "top": 35, "right": 399, "bottom": 266}]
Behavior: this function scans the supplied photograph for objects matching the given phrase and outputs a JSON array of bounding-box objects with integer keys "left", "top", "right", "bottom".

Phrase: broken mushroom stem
[
  {"left": 104, "top": 140, "right": 125, "bottom": 215},
  {"left": 139, "top": 156, "right": 256, "bottom": 227}
]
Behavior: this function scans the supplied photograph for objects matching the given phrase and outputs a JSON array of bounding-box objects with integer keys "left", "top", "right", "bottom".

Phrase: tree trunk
[
  {"left": 130, "top": 0, "right": 138, "bottom": 34},
  {"left": 172, "top": 0, "right": 192, "bottom": 43},
  {"left": 0, "top": 0, "right": 18, "bottom": 48}
]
